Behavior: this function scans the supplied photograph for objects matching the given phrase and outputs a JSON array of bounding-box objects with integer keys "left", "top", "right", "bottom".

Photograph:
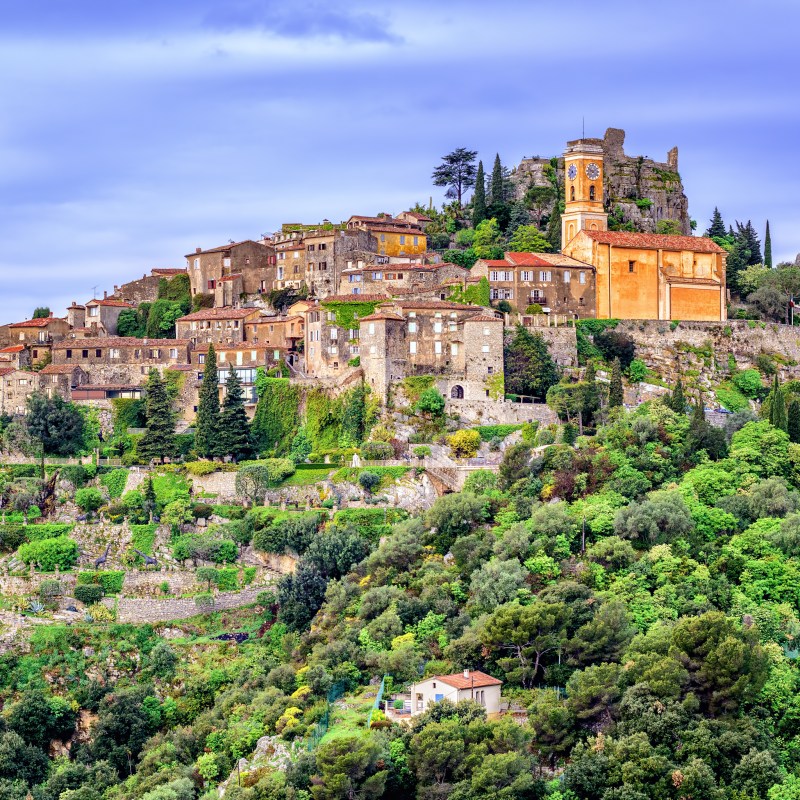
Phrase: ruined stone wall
[
  {"left": 113, "top": 274, "right": 162, "bottom": 306},
  {"left": 446, "top": 398, "right": 557, "bottom": 426},
  {"left": 511, "top": 128, "right": 690, "bottom": 235}
]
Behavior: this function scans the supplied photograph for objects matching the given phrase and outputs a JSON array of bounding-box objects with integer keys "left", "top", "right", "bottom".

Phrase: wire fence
[
  {"left": 306, "top": 681, "right": 346, "bottom": 751},
  {"left": 366, "top": 675, "right": 387, "bottom": 728}
]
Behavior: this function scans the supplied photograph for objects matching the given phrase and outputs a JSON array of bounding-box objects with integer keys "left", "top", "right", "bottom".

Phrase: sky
[{"left": 0, "top": 0, "right": 798, "bottom": 322}]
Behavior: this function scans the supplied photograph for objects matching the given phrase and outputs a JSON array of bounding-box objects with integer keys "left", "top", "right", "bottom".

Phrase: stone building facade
[
  {"left": 175, "top": 307, "right": 261, "bottom": 346},
  {"left": 244, "top": 314, "right": 305, "bottom": 354},
  {"left": 38, "top": 364, "right": 89, "bottom": 399},
  {"left": 303, "top": 227, "right": 377, "bottom": 298},
  {"left": 339, "top": 261, "right": 468, "bottom": 297},
  {"left": 6, "top": 316, "right": 71, "bottom": 366},
  {"left": 0, "top": 345, "right": 31, "bottom": 370},
  {"left": 84, "top": 297, "right": 134, "bottom": 336},
  {"left": 472, "top": 252, "right": 596, "bottom": 317},
  {"left": 358, "top": 301, "right": 505, "bottom": 402},
  {"left": 52, "top": 337, "right": 192, "bottom": 384},
  {"left": 0, "top": 368, "right": 39, "bottom": 415},
  {"left": 345, "top": 214, "right": 427, "bottom": 258},
  {"left": 186, "top": 240, "right": 275, "bottom": 300},
  {"left": 112, "top": 268, "right": 187, "bottom": 306}
]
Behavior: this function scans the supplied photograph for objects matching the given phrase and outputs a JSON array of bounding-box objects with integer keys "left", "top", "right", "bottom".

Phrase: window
[
  {"left": 483, "top": 327, "right": 491, "bottom": 336},
  {"left": 207, "top": 279, "right": 216, "bottom": 290},
  {"left": 88, "top": 306, "right": 99, "bottom": 317},
  {"left": 570, "top": 185, "right": 575, "bottom": 201},
  {"left": 349, "top": 329, "right": 359, "bottom": 339},
  {"left": 223, "top": 257, "right": 231, "bottom": 267},
  {"left": 449, "top": 322, "right": 457, "bottom": 331},
  {"left": 329, "top": 345, "right": 338, "bottom": 355},
  {"left": 589, "top": 185, "right": 596, "bottom": 200},
  {"left": 539, "top": 271, "right": 552, "bottom": 282},
  {"left": 66, "top": 349, "right": 72, "bottom": 359},
  {"left": 346, "top": 260, "right": 353, "bottom": 269},
  {"left": 413, "top": 235, "right": 419, "bottom": 246},
  {"left": 372, "top": 272, "right": 382, "bottom": 280},
  {"left": 399, "top": 235, "right": 406, "bottom": 245},
  {"left": 94, "top": 349, "right": 101, "bottom": 357},
  {"left": 564, "top": 271, "right": 571, "bottom": 283},
  {"left": 434, "top": 341, "right": 442, "bottom": 354},
  {"left": 409, "top": 341, "right": 417, "bottom": 354},
  {"left": 319, "top": 261, "right": 327, "bottom": 271},
  {"left": 579, "top": 297, "right": 585, "bottom": 305},
  {"left": 319, "top": 243, "right": 327, "bottom": 250},
  {"left": 330, "top": 328, "right": 338, "bottom": 340},
  {"left": 380, "top": 234, "right": 386, "bottom": 242},
  {"left": 110, "top": 348, "right": 120, "bottom": 359},
  {"left": 348, "top": 274, "right": 362, "bottom": 282},
  {"left": 482, "top": 344, "right": 490, "bottom": 353},
  {"left": 170, "top": 348, "right": 178, "bottom": 359},
  {"left": 150, "top": 349, "right": 160, "bottom": 358},
  {"left": 219, "top": 351, "right": 226, "bottom": 361},
  {"left": 193, "top": 258, "right": 200, "bottom": 269},
  {"left": 408, "top": 321, "right": 417, "bottom": 333},
  {"left": 307, "top": 244, "right": 315, "bottom": 252},
  {"left": 521, "top": 271, "right": 531, "bottom": 282},
  {"left": 628, "top": 261, "right": 636, "bottom": 273},
  {"left": 579, "top": 271, "right": 586, "bottom": 285},
  {"left": 198, "top": 354, "right": 205, "bottom": 364},
  {"left": 451, "top": 343, "right": 458, "bottom": 355},
  {"left": 433, "top": 322, "right": 443, "bottom": 334},
  {"left": 82, "top": 350, "right": 88, "bottom": 358},
  {"left": 357, "top": 260, "right": 364, "bottom": 268},
  {"left": 369, "top": 345, "right": 377, "bottom": 354},
  {"left": 277, "top": 266, "right": 284, "bottom": 280},
  {"left": 33, "top": 349, "right": 38, "bottom": 358},
  {"left": 368, "top": 323, "right": 375, "bottom": 335}
]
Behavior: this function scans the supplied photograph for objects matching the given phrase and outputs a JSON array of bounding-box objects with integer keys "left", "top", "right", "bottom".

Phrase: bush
[
  {"left": 416, "top": 388, "right": 446, "bottom": 417},
  {"left": 525, "top": 303, "right": 544, "bottom": 315},
  {"left": 77, "top": 570, "right": 125, "bottom": 594},
  {"left": 594, "top": 329, "right": 636, "bottom": 369},
  {"left": 732, "top": 368, "right": 764, "bottom": 399},
  {"left": 448, "top": 429, "right": 481, "bottom": 458},
  {"left": 627, "top": 359, "right": 648, "bottom": 383},
  {"left": 191, "top": 503, "right": 214, "bottom": 520},
  {"left": 74, "top": 585, "right": 103, "bottom": 605},
  {"left": 39, "top": 579, "right": 62, "bottom": 603},
  {"left": 23, "top": 523, "right": 74, "bottom": 542},
  {"left": 184, "top": 461, "right": 223, "bottom": 476},
  {"left": 358, "top": 471, "right": 381, "bottom": 494},
  {"left": 17, "top": 536, "right": 79, "bottom": 571},
  {"left": 413, "top": 445, "right": 431, "bottom": 459},
  {"left": 360, "top": 442, "right": 394, "bottom": 461},
  {"left": 473, "top": 425, "right": 522, "bottom": 442},
  {"left": 75, "top": 487, "right": 104, "bottom": 515}
]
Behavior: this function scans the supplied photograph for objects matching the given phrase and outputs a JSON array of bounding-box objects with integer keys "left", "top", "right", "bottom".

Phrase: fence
[
  {"left": 367, "top": 675, "right": 387, "bottom": 728},
  {"left": 306, "top": 681, "right": 346, "bottom": 751}
]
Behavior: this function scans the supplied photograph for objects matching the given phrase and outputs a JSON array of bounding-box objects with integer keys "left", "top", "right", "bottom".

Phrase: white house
[{"left": 407, "top": 670, "right": 503, "bottom": 718}]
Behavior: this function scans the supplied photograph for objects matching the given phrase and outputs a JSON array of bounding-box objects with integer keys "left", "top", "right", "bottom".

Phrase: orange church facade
[{"left": 559, "top": 137, "right": 727, "bottom": 321}]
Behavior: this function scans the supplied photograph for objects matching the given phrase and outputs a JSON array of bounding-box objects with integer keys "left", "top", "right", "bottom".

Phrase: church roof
[
  {"left": 504, "top": 252, "right": 594, "bottom": 268},
  {"left": 583, "top": 230, "right": 725, "bottom": 254}
]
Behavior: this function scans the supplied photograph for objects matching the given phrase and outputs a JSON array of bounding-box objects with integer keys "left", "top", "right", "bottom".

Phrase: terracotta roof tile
[
  {"left": 9, "top": 318, "right": 54, "bottom": 328},
  {"left": 0, "top": 345, "right": 26, "bottom": 353},
  {"left": 54, "top": 337, "right": 190, "bottom": 349},
  {"left": 86, "top": 298, "right": 134, "bottom": 308},
  {"left": 320, "top": 294, "right": 391, "bottom": 304},
  {"left": 466, "top": 314, "right": 503, "bottom": 323},
  {"left": 0, "top": 368, "right": 16, "bottom": 377},
  {"left": 583, "top": 230, "right": 725, "bottom": 253},
  {"left": 151, "top": 268, "right": 187, "bottom": 275},
  {"left": 434, "top": 670, "right": 503, "bottom": 689},
  {"left": 359, "top": 312, "right": 405, "bottom": 322},
  {"left": 504, "top": 252, "right": 594, "bottom": 268}
]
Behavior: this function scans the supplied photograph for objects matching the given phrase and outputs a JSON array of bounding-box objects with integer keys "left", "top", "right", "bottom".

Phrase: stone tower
[{"left": 561, "top": 138, "right": 609, "bottom": 247}]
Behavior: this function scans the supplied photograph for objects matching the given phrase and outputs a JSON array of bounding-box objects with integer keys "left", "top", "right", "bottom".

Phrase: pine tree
[
  {"left": 490, "top": 154, "right": 504, "bottom": 205},
  {"left": 472, "top": 160, "right": 487, "bottom": 227},
  {"left": 609, "top": 358, "right": 624, "bottom": 408},
  {"left": 764, "top": 220, "right": 773, "bottom": 268},
  {"left": 668, "top": 377, "right": 686, "bottom": 414},
  {"left": 705, "top": 207, "right": 726, "bottom": 239},
  {"left": 769, "top": 375, "right": 788, "bottom": 431},
  {"left": 137, "top": 370, "right": 177, "bottom": 464},
  {"left": 789, "top": 400, "right": 800, "bottom": 443},
  {"left": 194, "top": 343, "right": 220, "bottom": 458},
  {"left": 217, "top": 367, "right": 254, "bottom": 462},
  {"left": 691, "top": 395, "right": 705, "bottom": 429}
]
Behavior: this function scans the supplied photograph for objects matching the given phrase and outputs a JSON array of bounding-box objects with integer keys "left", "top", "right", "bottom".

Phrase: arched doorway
[{"left": 451, "top": 385, "right": 464, "bottom": 399}]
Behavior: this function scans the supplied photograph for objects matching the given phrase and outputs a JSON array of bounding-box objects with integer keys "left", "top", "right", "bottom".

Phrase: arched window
[
  {"left": 570, "top": 186, "right": 575, "bottom": 202},
  {"left": 589, "top": 185, "right": 596, "bottom": 201},
  {"left": 451, "top": 385, "right": 464, "bottom": 399},
  {"left": 568, "top": 223, "right": 575, "bottom": 240}
]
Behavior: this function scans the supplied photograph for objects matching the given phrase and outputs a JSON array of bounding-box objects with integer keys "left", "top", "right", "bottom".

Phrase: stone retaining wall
[
  {"left": 447, "top": 398, "right": 557, "bottom": 426},
  {"left": 114, "top": 586, "right": 269, "bottom": 623},
  {"left": 192, "top": 471, "right": 238, "bottom": 500}
]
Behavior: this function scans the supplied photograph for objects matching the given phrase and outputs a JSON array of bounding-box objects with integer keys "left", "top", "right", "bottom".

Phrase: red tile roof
[
  {"left": 395, "top": 300, "right": 481, "bottom": 311},
  {"left": 9, "top": 318, "right": 54, "bottom": 328},
  {"left": 218, "top": 274, "right": 243, "bottom": 282},
  {"left": 0, "top": 368, "right": 16, "bottom": 377},
  {"left": 152, "top": 268, "right": 187, "bottom": 275},
  {"left": 177, "top": 307, "right": 259, "bottom": 322},
  {"left": 86, "top": 298, "right": 134, "bottom": 308},
  {"left": 434, "top": 670, "right": 503, "bottom": 690},
  {"left": 583, "top": 230, "right": 725, "bottom": 253},
  {"left": 360, "top": 312, "right": 405, "bottom": 322},
  {"left": 0, "top": 345, "right": 26, "bottom": 353},
  {"left": 185, "top": 240, "right": 267, "bottom": 257},
  {"left": 466, "top": 314, "right": 503, "bottom": 323},
  {"left": 481, "top": 259, "right": 511, "bottom": 267}
]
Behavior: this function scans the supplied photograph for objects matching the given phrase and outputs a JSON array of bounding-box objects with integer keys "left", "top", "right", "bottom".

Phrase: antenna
[
  {"left": 582, "top": 116, "right": 585, "bottom": 139},
  {"left": 91, "top": 285, "right": 98, "bottom": 299}
]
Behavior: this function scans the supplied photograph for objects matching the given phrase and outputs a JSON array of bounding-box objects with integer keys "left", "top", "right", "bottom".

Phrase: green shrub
[
  {"left": 627, "top": 358, "right": 648, "bottom": 383},
  {"left": 413, "top": 445, "right": 431, "bottom": 458},
  {"left": 130, "top": 524, "right": 157, "bottom": 556},
  {"left": 732, "top": 368, "right": 764, "bottom": 398},
  {"left": 100, "top": 469, "right": 129, "bottom": 500},
  {"left": 0, "top": 524, "right": 27, "bottom": 552},
  {"left": 192, "top": 503, "right": 214, "bottom": 519},
  {"left": 152, "top": 472, "right": 191, "bottom": 505},
  {"left": 74, "top": 584, "right": 103, "bottom": 605},
  {"left": 17, "top": 536, "right": 79, "bottom": 571},
  {"left": 448, "top": 429, "right": 481, "bottom": 458},
  {"left": 332, "top": 508, "right": 409, "bottom": 541},
  {"left": 715, "top": 384, "right": 750, "bottom": 412},
  {"left": 360, "top": 442, "right": 394, "bottom": 460},
  {"left": 214, "top": 567, "right": 239, "bottom": 591},
  {"left": 39, "top": 579, "right": 62, "bottom": 602},
  {"left": 77, "top": 570, "right": 125, "bottom": 594},
  {"left": 59, "top": 465, "right": 89, "bottom": 488},
  {"left": 75, "top": 487, "right": 104, "bottom": 514},
  {"left": 185, "top": 461, "right": 234, "bottom": 476},
  {"left": 473, "top": 425, "right": 522, "bottom": 442},
  {"left": 358, "top": 471, "right": 381, "bottom": 493}
]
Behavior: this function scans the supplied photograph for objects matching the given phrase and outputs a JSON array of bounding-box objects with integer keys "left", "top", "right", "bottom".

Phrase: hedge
[
  {"left": 101, "top": 469, "right": 129, "bottom": 499},
  {"left": 332, "top": 508, "right": 409, "bottom": 541},
  {"left": 130, "top": 524, "right": 157, "bottom": 555},
  {"left": 77, "top": 570, "right": 125, "bottom": 594},
  {"left": 74, "top": 584, "right": 103, "bottom": 605},
  {"left": 17, "top": 536, "right": 79, "bottom": 571},
  {"left": 25, "top": 523, "right": 75, "bottom": 542},
  {"left": 473, "top": 424, "right": 523, "bottom": 442}
]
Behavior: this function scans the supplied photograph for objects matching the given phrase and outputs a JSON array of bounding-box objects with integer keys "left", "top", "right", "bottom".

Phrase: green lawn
[
  {"left": 280, "top": 467, "right": 335, "bottom": 486},
  {"left": 319, "top": 694, "right": 374, "bottom": 744}
]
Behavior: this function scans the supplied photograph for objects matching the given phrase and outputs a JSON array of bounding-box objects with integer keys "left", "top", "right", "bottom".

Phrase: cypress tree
[
  {"left": 789, "top": 400, "right": 800, "bottom": 443},
  {"left": 769, "top": 375, "right": 788, "bottom": 431},
  {"left": 764, "top": 220, "right": 773, "bottom": 268},
  {"left": 194, "top": 343, "right": 220, "bottom": 458},
  {"left": 609, "top": 358, "right": 624, "bottom": 408},
  {"left": 217, "top": 367, "right": 255, "bottom": 462},
  {"left": 705, "top": 207, "right": 726, "bottom": 239},
  {"left": 582, "top": 362, "right": 600, "bottom": 424},
  {"left": 691, "top": 395, "right": 705, "bottom": 429},
  {"left": 472, "top": 160, "right": 487, "bottom": 227},
  {"left": 137, "top": 370, "right": 177, "bottom": 464},
  {"left": 490, "top": 154, "right": 504, "bottom": 205},
  {"left": 668, "top": 377, "right": 686, "bottom": 414},
  {"left": 143, "top": 475, "right": 157, "bottom": 520}
]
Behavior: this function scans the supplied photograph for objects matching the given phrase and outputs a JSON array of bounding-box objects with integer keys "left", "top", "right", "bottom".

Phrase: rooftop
[
  {"left": 54, "top": 337, "right": 190, "bottom": 349},
  {"left": 583, "top": 230, "right": 726, "bottom": 253},
  {"left": 432, "top": 670, "right": 503, "bottom": 690},
  {"left": 0, "top": 345, "right": 26, "bottom": 353},
  {"left": 9, "top": 317, "right": 60, "bottom": 328},
  {"left": 320, "top": 294, "right": 391, "bottom": 304},
  {"left": 177, "top": 307, "right": 259, "bottom": 322},
  {"left": 185, "top": 240, "right": 269, "bottom": 258},
  {"left": 85, "top": 298, "right": 134, "bottom": 308},
  {"left": 504, "top": 252, "right": 595, "bottom": 268}
]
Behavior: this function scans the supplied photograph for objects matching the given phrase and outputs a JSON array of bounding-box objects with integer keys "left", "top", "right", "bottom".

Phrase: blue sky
[{"left": 1, "top": 0, "right": 798, "bottom": 322}]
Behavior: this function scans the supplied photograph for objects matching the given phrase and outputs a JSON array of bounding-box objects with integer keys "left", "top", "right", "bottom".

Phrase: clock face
[
  {"left": 586, "top": 162, "right": 600, "bottom": 180},
  {"left": 567, "top": 164, "right": 578, "bottom": 181}
]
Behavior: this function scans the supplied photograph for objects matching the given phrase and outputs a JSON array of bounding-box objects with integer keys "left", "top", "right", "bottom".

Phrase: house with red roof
[
  {"left": 84, "top": 295, "right": 134, "bottom": 336},
  {"left": 6, "top": 315, "right": 70, "bottom": 366},
  {"left": 401, "top": 669, "right": 503, "bottom": 718}
]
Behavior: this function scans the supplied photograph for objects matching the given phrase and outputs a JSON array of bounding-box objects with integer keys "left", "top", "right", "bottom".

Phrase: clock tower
[{"left": 561, "top": 138, "right": 608, "bottom": 247}]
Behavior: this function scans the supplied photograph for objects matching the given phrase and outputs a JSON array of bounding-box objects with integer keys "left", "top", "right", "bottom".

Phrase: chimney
[
  {"left": 463, "top": 669, "right": 469, "bottom": 679},
  {"left": 103, "top": 290, "right": 107, "bottom": 300},
  {"left": 196, "top": 247, "right": 202, "bottom": 253}
]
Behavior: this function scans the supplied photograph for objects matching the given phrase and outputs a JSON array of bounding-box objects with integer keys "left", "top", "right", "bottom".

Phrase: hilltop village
[{"left": 0, "top": 132, "right": 729, "bottom": 421}]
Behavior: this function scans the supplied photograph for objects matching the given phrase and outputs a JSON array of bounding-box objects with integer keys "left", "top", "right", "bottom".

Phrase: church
[{"left": 559, "top": 137, "right": 727, "bottom": 321}]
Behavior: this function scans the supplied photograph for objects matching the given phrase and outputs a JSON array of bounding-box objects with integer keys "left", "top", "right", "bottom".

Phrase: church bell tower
[{"left": 561, "top": 138, "right": 608, "bottom": 247}]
